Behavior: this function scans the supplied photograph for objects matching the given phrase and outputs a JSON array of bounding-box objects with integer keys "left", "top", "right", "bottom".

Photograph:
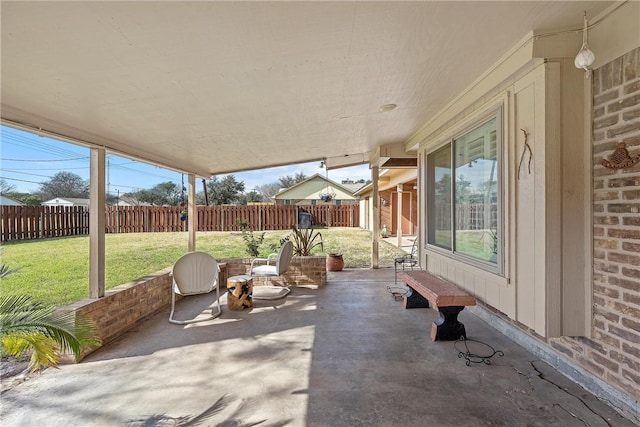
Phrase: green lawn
[{"left": 0, "top": 227, "right": 406, "bottom": 307}]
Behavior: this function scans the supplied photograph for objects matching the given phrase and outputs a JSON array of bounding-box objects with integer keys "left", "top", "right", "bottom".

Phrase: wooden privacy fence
[
  {"left": 1, "top": 204, "right": 359, "bottom": 241},
  {"left": 1, "top": 205, "right": 89, "bottom": 241}
]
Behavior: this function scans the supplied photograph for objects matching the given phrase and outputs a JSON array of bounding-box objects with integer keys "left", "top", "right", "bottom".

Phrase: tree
[
  {"left": 252, "top": 172, "right": 307, "bottom": 202},
  {"left": 278, "top": 172, "right": 307, "bottom": 189},
  {"left": 16, "top": 194, "right": 44, "bottom": 206},
  {"left": 434, "top": 173, "right": 451, "bottom": 205},
  {"left": 39, "top": 172, "right": 89, "bottom": 200},
  {"left": 455, "top": 174, "right": 472, "bottom": 204},
  {"left": 124, "top": 181, "right": 182, "bottom": 206},
  {"left": 237, "top": 190, "right": 264, "bottom": 205},
  {"left": 206, "top": 175, "right": 245, "bottom": 205},
  {"left": 254, "top": 182, "right": 283, "bottom": 201},
  {"left": 0, "top": 179, "right": 16, "bottom": 194}
]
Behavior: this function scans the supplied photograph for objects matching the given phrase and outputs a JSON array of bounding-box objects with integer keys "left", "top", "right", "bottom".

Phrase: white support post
[
  {"left": 89, "top": 147, "right": 106, "bottom": 299},
  {"left": 188, "top": 173, "right": 196, "bottom": 252},
  {"left": 396, "top": 184, "right": 404, "bottom": 247},
  {"left": 372, "top": 166, "right": 379, "bottom": 269}
]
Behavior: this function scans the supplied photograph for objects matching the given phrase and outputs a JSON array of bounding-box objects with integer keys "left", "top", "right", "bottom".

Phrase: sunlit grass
[{"left": 0, "top": 227, "right": 406, "bottom": 307}]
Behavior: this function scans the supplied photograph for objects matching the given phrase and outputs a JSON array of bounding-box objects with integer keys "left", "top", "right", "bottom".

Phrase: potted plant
[{"left": 327, "top": 253, "right": 344, "bottom": 271}]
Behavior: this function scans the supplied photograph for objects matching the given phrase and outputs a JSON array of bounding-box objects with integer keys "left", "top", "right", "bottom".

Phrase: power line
[
  {"left": 0, "top": 166, "right": 89, "bottom": 171},
  {"left": 2, "top": 127, "right": 182, "bottom": 189},
  {"left": 0, "top": 157, "right": 89, "bottom": 162},
  {"left": 0, "top": 176, "right": 43, "bottom": 185},
  {"left": 1, "top": 169, "right": 56, "bottom": 178},
  {"left": 1, "top": 132, "right": 88, "bottom": 159}
]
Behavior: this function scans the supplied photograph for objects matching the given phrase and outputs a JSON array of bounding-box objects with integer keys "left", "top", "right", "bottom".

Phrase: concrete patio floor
[{"left": 1, "top": 268, "right": 635, "bottom": 426}]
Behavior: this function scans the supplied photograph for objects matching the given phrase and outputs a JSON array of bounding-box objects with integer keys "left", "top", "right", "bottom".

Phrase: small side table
[{"left": 227, "top": 275, "right": 253, "bottom": 310}]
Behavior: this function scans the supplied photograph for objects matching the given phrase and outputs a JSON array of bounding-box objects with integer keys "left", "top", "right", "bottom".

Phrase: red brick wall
[
  {"left": 550, "top": 47, "right": 640, "bottom": 401},
  {"left": 218, "top": 256, "right": 327, "bottom": 287}
]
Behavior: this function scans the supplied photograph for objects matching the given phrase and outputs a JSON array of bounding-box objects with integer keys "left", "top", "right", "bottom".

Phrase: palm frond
[
  {"left": 2, "top": 332, "right": 59, "bottom": 371},
  {"left": 0, "top": 263, "right": 20, "bottom": 278},
  {"left": 0, "top": 294, "right": 101, "bottom": 371}
]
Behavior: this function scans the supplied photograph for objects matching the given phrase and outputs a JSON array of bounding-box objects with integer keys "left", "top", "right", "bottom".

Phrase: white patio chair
[
  {"left": 250, "top": 241, "right": 294, "bottom": 300},
  {"left": 169, "top": 251, "right": 222, "bottom": 324}
]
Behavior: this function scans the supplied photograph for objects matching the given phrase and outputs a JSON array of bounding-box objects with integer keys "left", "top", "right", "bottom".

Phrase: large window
[{"left": 427, "top": 114, "right": 501, "bottom": 271}]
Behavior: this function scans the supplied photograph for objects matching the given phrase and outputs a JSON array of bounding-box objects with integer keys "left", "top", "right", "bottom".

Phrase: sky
[{"left": 0, "top": 126, "right": 372, "bottom": 196}]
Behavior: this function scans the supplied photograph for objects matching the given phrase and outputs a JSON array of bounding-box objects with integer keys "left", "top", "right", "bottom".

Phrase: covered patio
[
  {"left": 2, "top": 1, "right": 639, "bottom": 424},
  {"left": 2, "top": 269, "right": 633, "bottom": 426}
]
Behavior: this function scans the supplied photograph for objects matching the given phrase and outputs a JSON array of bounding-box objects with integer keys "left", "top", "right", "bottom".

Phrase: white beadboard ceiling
[{"left": 1, "top": 1, "right": 611, "bottom": 177}]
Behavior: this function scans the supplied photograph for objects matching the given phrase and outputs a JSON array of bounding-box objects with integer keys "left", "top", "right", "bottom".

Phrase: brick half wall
[{"left": 58, "top": 255, "right": 327, "bottom": 360}]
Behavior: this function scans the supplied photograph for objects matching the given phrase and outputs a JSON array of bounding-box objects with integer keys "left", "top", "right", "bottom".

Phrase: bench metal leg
[
  {"left": 403, "top": 286, "right": 430, "bottom": 309},
  {"left": 431, "top": 306, "right": 466, "bottom": 341}
]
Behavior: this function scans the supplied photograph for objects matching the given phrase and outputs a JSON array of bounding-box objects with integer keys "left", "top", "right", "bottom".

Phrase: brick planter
[{"left": 218, "top": 255, "right": 327, "bottom": 287}]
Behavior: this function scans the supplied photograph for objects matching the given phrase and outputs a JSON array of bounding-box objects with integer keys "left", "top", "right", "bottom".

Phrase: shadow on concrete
[{"left": 1, "top": 268, "right": 635, "bottom": 426}]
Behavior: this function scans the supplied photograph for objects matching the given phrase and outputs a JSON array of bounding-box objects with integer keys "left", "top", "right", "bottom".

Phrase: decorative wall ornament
[
  {"left": 517, "top": 128, "right": 533, "bottom": 179},
  {"left": 318, "top": 160, "right": 336, "bottom": 202},
  {"left": 574, "top": 12, "right": 595, "bottom": 78},
  {"left": 319, "top": 191, "right": 335, "bottom": 202},
  {"left": 601, "top": 142, "right": 640, "bottom": 169}
]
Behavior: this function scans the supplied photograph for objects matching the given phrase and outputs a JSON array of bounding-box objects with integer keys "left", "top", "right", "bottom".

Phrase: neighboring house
[
  {"left": 274, "top": 173, "right": 360, "bottom": 206},
  {"left": 41, "top": 197, "right": 90, "bottom": 207},
  {"left": 115, "top": 196, "right": 152, "bottom": 207},
  {"left": 356, "top": 167, "right": 418, "bottom": 237},
  {"left": 0, "top": 195, "right": 24, "bottom": 206}
]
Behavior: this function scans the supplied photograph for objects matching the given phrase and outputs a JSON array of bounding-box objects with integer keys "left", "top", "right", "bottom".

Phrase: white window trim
[{"left": 424, "top": 105, "right": 505, "bottom": 276}]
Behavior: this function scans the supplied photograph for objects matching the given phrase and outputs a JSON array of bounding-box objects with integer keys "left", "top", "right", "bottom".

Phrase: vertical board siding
[{"left": 1, "top": 204, "right": 359, "bottom": 240}]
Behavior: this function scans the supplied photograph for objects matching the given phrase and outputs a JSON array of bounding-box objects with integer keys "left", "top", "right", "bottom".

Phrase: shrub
[{"left": 239, "top": 221, "right": 265, "bottom": 257}]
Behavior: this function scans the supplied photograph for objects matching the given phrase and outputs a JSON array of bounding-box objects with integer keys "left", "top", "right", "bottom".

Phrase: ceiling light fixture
[
  {"left": 379, "top": 103, "right": 397, "bottom": 112},
  {"left": 574, "top": 12, "right": 595, "bottom": 78}
]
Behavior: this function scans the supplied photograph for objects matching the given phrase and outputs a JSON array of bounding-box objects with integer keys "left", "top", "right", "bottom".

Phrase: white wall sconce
[{"left": 574, "top": 12, "right": 595, "bottom": 78}]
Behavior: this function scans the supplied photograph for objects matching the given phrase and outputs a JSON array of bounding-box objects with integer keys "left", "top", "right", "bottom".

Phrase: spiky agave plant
[
  {"left": 0, "top": 287, "right": 101, "bottom": 372},
  {"left": 287, "top": 226, "right": 324, "bottom": 256}
]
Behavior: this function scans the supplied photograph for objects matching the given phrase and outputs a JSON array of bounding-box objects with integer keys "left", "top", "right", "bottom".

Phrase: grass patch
[{"left": 1, "top": 227, "right": 406, "bottom": 307}]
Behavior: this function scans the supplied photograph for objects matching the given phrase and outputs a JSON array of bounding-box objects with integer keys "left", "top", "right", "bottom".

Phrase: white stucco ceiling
[{"left": 1, "top": 1, "right": 612, "bottom": 177}]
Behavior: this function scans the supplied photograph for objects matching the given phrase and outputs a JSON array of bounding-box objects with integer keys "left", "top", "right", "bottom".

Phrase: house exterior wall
[
  {"left": 357, "top": 169, "right": 418, "bottom": 234},
  {"left": 411, "top": 3, "right": 639, "bottom": 412},
  {"left": 42, "top": 198, "right": 75, "bottom": 207},
  {"left": 583, "top": 46, "right": 640, "bottom": 400},
  {"left": 274, "top": 175, "right": 358, "bottom": 205}
]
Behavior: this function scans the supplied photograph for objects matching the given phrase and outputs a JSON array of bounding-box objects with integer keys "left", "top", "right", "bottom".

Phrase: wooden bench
[{"left": 398, "top": 270, "right": 476, "bottom": 341}]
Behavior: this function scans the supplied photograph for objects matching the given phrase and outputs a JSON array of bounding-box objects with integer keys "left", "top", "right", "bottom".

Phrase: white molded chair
[
  {"left": 250, "top": 241, "right": 294, "bottom": 300},
  {"left": 169, "top": 251, "right": 221, "bottom": 324}
]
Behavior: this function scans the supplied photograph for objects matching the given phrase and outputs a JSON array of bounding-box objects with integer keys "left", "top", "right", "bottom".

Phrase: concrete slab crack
[{"left": 529, "top": 360, "right": 614, "bottom": 427}]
